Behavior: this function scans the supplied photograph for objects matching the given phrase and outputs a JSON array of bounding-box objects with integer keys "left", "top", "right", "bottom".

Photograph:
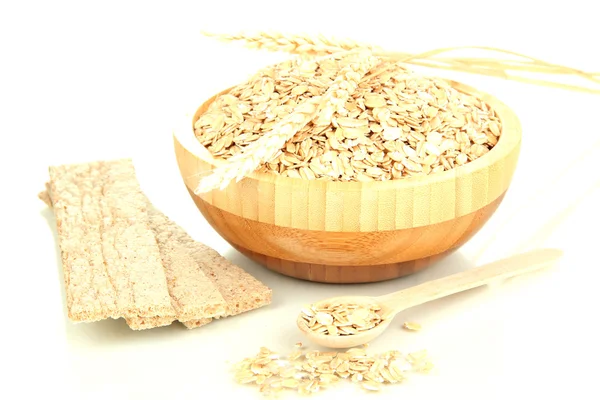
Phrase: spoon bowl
[
  {"left": 296, "top": 296, "right": 394, "bottom": 349},
  {"left": 297, "top": 248, "right": 563, "bottom": 349}
]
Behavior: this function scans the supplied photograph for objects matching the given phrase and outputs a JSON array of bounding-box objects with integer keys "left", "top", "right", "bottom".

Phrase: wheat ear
[
  {"left": 201, "top": 30, "right": 378, "bottom": 57},
  {"left": 203, "top": 31, "right": 600, "bottom": 94},
  {"left": 194, "top": 51, "right": 379, "bottom": 194}
]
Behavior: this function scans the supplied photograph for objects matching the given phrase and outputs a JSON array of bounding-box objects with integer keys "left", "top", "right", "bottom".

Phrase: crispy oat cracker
[
  {"left": 47, "top": 159, "right": 176, "bottom": 323},
  {"left": 41, "top": 159, "right": 270, "bottom": 330},
  {"left": 148, "top": 211, "right": 272, "bottom": 329}
]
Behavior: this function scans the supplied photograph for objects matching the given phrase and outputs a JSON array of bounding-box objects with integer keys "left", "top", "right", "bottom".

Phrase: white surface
[{"left": 1, "top": 1, "right": 600, "bottom": 399}]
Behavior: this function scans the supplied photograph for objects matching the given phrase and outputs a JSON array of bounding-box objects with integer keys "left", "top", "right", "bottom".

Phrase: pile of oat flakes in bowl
[{"left": 194, "top": 54, "right": 502, "bottom": 182}]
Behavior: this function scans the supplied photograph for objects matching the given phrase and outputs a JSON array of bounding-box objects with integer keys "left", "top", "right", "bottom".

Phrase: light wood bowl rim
[{"left": 173, "top": 80, "right": 521, "bottom": 191}]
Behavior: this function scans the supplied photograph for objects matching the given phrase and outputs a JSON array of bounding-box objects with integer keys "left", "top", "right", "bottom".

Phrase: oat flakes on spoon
[{"left": 297, "top": 248, "right": 563, "bottom": 348}]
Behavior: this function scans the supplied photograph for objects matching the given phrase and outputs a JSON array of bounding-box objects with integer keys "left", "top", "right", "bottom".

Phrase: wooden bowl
[{"left": 173, "top": 81, "right": 521, "bottom": 283}]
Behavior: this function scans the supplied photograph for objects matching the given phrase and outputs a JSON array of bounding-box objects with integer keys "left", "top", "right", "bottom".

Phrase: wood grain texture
[
  {"left": 173, "top": 80, "right": 521, "bottom": 283},
  {"left": 189, "top": 189, "right": 504, "bottom": 283},
  {"left": 377, "top": 248, "right": 563, "bottom": 312}
]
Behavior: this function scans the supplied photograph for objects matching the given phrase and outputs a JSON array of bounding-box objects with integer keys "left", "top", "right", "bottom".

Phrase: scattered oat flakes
[
  {"left": 232, "top": 345, "right": 433, "bottom": 396},
  {"left": 403, "top": 322, "right": 422, "bottom": 331}
]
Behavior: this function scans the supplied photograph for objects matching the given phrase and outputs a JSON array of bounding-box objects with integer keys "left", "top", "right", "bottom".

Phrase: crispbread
[
  {"left": 41, "top": 158, "right": 272, "bottom": 331},
  {"left": 47, "top": 159, "right": 176, "bottom": 323},
  {"left": 155, "top": 218, "right": 272, "bottom": 329},
  {"left": 125, "top": 316, "right": 176, "bottom": 330},
  {"left": 142, "top": 207, "right": 272, "bottom": 329},
  {"left": 38, "top": 182, "right": 52, "bottom": 207},
  {"left": 180, "top": 318, "right": 212, "bottom": 330},
  {"left": 147, "top": 208, "right": 228, "bottom": 322}
]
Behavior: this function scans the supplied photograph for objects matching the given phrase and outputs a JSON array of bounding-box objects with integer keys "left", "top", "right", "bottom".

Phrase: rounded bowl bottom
[{"left": 187, "top": 189, "right": 505, "bottom": 283}]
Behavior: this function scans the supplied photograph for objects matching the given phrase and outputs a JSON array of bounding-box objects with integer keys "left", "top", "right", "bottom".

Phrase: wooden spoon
[{"left": 297, "top": 248, "right": 563, "bottom": 349}]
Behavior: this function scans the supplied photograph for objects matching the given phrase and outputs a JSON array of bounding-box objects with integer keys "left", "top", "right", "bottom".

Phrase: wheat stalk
[
  {"left": 194, "top": 50, "right": 380, "bottom": 194},
  {"left": 201, "top": 30, "right": 378, "bottom": 57},
  {"left": 202, "top": 31, "right": 600, "bottom": 94}
]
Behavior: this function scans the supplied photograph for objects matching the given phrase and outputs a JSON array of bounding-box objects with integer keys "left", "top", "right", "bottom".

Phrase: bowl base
[
  {"left": 231, "top": 243, "right": 457, "bottom": 284},
  {"left": 190, "top": 189, "right": 506, "bottom": 284}
]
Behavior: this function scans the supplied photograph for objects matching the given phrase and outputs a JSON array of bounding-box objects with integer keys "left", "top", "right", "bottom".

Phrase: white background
[{"left": 1, "top": 0, "right": 600, "bottom": 399}]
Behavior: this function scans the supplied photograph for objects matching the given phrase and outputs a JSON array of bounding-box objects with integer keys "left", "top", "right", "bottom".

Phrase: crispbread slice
[
  {"left": 152, "top": 215, "right": 272, "bottom": 329},
  {"left": 41, "top": 184, "right": 172, "bottom": 330},
  {"left": 38, "top": 183, "right": 52, "bottom": 207},
  {"left": 125, "top": 316, "right": 176, "bottom": 330},
  {"left": 147, "top": 208, "right": 228, "bottom": 323},
  {"left": 180, "top": 318, "right": 212, "bottom": 330},
  {"left": 47, "top": 159, "right": 176, "bottom": 323}
]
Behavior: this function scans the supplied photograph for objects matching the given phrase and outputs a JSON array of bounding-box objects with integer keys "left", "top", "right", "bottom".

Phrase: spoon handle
[{"left": 378, "top": 248, "right": 563, "bottom": 316}]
